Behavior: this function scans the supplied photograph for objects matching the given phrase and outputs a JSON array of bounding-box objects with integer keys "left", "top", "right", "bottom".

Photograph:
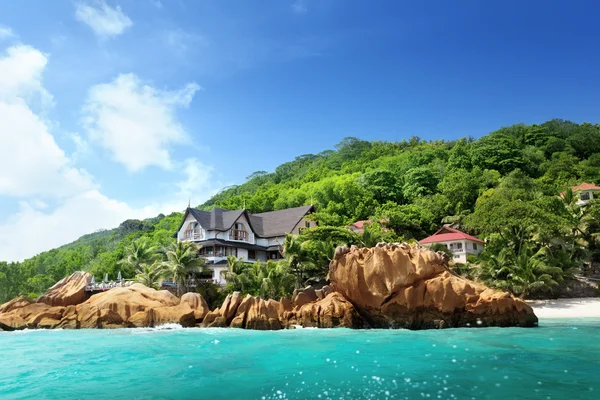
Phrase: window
[
  {"left": 184, "top": 222, "right": 202, "bottom": 239},
  {"left": 581, "top": 191, "right": 591, "bottom": 201},
  {"left": 454, "top": 255, "right": 460, "bottom": 259},
  {"left": 473, "top": 243, "right": 478, "bottom": 250},
  {"left": 305, "top": 221, "right": 311, "bottom": 228},
  {"left": 248, "top": 250, "right": 256, "bottom": 259}
]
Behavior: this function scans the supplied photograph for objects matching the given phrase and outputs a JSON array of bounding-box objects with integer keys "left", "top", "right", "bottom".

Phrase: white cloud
[
  {"left": 75, "top": 0, "right": 133, "bottom": 38},
  {"left": 154, "top": 158, "right": 220, "bottom": 214},
  {"left": 291, "top": 0, "right": 308, "bottom": 15},
  {"left": 0, "top": 25, "right": 15, "bottom": 40},
  {"left": 82, "top": 73, "right": 200, "bottom": 172},
  {"left": 0, "top": 45, "right": 53, "bottom": 107},
  {"left": 0, "top": 190, "right": 156, "bottom": 261},
  {"left": 0, "top": 45, "right": 92, "bottom": 197},
  {"left": 0, "top": 40, "right": 217, "bottom": 262}
]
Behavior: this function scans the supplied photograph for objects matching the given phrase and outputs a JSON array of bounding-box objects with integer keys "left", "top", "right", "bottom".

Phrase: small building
[
  {"left": 564, "top": 182, "right": 600, "bottom": 206},
  {"left": 175, "top": 205, "right": 316, "bottom": 285},
  {"left": 419, "top": 226, "right": 484, "bottom": 263},
  {"left": 348, "top": 219, "right": 389, "bottom": 234}
]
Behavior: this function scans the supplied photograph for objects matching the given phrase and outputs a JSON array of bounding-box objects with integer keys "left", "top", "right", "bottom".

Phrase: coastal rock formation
[
  {"left": 37, "top": 271, "right": 92, "bottom": 307},
  {"left": 180, "top": 292, "right": 210, "bottom": 321},
  {"left": 284, "top": 292, "right": 365, "bottom": 328},
  {"left": 0, "top": 244, "right": 539, "bottom": 331},
  {"left": 329, "top": 244, "right": 538, "bottom": 328},
  {"left": 230, "top": 295, "right": 282, "bottom": 330}
]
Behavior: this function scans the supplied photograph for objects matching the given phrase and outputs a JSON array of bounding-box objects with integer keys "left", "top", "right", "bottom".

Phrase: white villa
[
  {"left": 563, "top": 182, "right": 600, "bottom": 206},
  {"left": 419, "top": 226, "right": 484, "bottom": 263},
  {"left": 175, "top": 205, "right": 316, "bottom": 285}
]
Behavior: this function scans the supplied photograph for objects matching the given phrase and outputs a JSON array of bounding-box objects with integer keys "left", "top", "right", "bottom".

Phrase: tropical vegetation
[{"left": 2, "top": 119, "right": 600, "bottom": 302}]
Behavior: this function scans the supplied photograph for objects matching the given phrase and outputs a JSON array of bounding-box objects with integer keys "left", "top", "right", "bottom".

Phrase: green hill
[{"left": 2, "top": 119, "right": 600, "bottom": 301}]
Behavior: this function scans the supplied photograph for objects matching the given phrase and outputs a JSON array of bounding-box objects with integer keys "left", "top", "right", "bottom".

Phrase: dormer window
[
  {"left": 230, "top": 222, "right": 248, "bottom": 241},
  {"left": 184, "top": 222, "right": 202, "bottom": 240}
]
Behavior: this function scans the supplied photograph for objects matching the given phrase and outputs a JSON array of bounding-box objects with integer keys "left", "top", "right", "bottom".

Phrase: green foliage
[
  {"left": 162, "top": 241, "right": 205, "bottom": 297},
  {"left": 2, "top": 120, "right": 600, "bottom": 301}
]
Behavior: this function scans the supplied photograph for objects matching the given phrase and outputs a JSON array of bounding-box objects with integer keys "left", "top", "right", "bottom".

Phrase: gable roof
[
  {"left": 177, "top": 205, "right": 315, "bottom": 238},
  {"left": 419, "top": 226, "right": 484, "bottom": 244},
  {"left": 249, "top": 205, "right": 314, "bottom": 237},
  {"left": 571, "top": 182, "right": 600, "bottom": 191}
]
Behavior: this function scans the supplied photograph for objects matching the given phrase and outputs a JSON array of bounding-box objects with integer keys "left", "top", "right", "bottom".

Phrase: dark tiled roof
[
  {"left": 250, "top": 205, "right": 314, "bottom": 237},
  {"left": 180, "top": 205, "right": 314, "bottom": 238},
  {"left": 188, "top": 208, "right": 245, "bottom": 232}
]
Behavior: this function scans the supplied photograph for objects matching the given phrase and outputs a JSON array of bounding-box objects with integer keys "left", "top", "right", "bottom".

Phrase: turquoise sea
[{"left": 1, "top": 319, "right": 599, "bottom": 400}]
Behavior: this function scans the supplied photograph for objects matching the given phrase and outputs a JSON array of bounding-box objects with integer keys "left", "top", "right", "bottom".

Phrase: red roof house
[
  {"left": 419, "top": 226, "right": 484, "bottom": 245},
  {"left": 419, "top": 227, "right": 484, "bottom": 263}
]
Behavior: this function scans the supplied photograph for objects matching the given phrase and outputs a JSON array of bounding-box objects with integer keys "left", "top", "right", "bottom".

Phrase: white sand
[{"left": 528, "top": 298, "right": 600, "bottom": 319}]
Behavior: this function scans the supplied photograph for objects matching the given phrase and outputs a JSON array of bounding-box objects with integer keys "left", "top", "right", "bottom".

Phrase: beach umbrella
[
  {"left": 104, "top": 273, "right": 109, "bottom": 282},
  {"left": 117, "top": 271, "right": 122, "bottom": 281}
]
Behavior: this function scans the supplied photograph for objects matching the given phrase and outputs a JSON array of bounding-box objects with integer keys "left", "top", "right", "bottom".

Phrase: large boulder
[
  {"left": 37, "top": 271, "right": 92, "bottom": 307},
  {"left": 219, "top": 292, "right": 243, "bottom": 324},
  {"left": 151, "top": 305, "right": 196, "bottom": 327},
  {"left": 0, "top": 296, "right": 32, "bottom": 313},
  {"left": 180, "top": 292, "right": 210, "bottom": 321},
  {"left": 329, "top": 244, "right": 538, "bottom": 329},
  {"left": 77, "top": 283, "right": 180, "bottom": 322},
  {"left": 292, "top": 286, "right": 318, "bottom": 308},
  {"left": 0, "top": 313, "right": 28, "bottom": 331},
  {"left": 285, "top": 292, "right": 365, "bottom": 328},
  {"left": 230, "top": 295, "right": 282, "bottom": 330}
]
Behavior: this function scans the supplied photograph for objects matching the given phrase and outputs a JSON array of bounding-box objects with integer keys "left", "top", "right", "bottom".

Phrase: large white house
[
  {"left": 175, "top": 205, "right": 316, "bottom": 285},
  {"left": 419, "top": 226, "right": 484, "bottom": 263}
]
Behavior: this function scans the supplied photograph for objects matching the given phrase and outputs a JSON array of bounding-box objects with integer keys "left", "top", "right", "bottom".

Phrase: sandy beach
[{"left": 528, "top": 297, "right": 600, "bottom": 319}]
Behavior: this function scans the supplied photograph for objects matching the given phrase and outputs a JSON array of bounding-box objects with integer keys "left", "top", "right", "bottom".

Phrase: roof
[
  {"left": 571, "top": 182, "right": 600, "bottom": 191},
  {"left": 349, "top": 218, "right": 389, "bottom": 230},
  {"left": 250, "top": 205, "right": 314, "bottom": 237},
  {"left": 177, "top": 205, "right": 315, "bottom": 239},
  {"left": 351, "top": 220, "right": 368, "bottom": 229},
  {"left": 419, "top": 226, "right": 484, "bottom": 245}
]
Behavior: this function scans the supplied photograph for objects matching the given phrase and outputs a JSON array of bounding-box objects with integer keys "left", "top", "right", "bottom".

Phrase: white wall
[
  {"left": 423, "top": 239, "right": 483, "bottom": 264},
  {"left": 178, "top": 213, "right": 204, "bottom": 241}
]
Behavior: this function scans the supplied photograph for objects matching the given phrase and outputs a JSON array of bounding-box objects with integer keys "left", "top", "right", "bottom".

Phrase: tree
[
  {"left": 162, "top": 240, "right": 205, "bottom": 297},
  {"left": 260, "top": 261, "right": 296, "bottom": 299},
  {"left": 119, "top": 238, "right": 157, "bottom": 273},
  {"left": 222, "top": 256, "right": 250, "bottom": 292},
  {"left": 135, "top": 262, "right": 166, "bottom": 290}
]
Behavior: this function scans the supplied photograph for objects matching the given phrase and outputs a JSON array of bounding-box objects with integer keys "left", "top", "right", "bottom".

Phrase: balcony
[
  {"left": 228, "top": 229, "right": 250, "bottom": 242},
  {"left": 183, "top": 228, "right": 203, "bottom": 241}
]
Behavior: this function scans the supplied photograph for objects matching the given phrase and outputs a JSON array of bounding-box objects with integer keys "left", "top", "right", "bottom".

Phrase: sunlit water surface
[{"left": 1, "top": 319, "right": 599, "bottom": 399}]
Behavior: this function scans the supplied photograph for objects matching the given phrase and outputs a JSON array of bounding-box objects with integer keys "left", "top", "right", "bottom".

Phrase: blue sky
[{"left": 1, "top": 0, "right": 599, "bottom": 261}]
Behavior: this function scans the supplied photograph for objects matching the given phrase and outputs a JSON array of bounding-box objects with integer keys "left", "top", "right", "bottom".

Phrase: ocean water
[{"left": 1, "top": 320, "right": 599, "bottom": 400}]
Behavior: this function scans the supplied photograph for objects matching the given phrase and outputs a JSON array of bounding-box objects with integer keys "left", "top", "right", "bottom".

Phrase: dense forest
[{"left": 2, "top": 119, "right": 600, "bottom": 302}]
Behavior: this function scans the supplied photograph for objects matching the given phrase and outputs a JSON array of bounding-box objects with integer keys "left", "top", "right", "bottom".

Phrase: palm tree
[
  {"left": 282, "top": 235, "right": 312, "bottom": 289},
  {"left": 260, "top": 261, "right": 296, "bottom": 299},
  {"left": 222, "top": 256, "right": 250, "bottom": 292},
  {"left": 135, "top": 262, "right": 166, "bottom": 290},
  {"left": 162, "top": 240, "right": 205, "bottom": 297},
  {"left": 119, "top": 238, "right": 157, "bottom": 273}
]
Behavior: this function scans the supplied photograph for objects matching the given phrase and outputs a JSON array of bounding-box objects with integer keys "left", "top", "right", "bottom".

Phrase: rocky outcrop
[
  {"left": 284, "top": 292, "right": 366, "bottom": 328},
  {"left": 0, "top": 244, "right": 539, "bottom": 331},
  {"left": 37, "top": 271, "right": 92, "bottom": 307},
  {"left": 230, "top": 295, "right": 282, "bottom": 330},
  {"left": 329, "top": 243, "right": 538, "bottom": 328},
  {"left": 180, "top": 292, "right": 210, "bottom": 321}
]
